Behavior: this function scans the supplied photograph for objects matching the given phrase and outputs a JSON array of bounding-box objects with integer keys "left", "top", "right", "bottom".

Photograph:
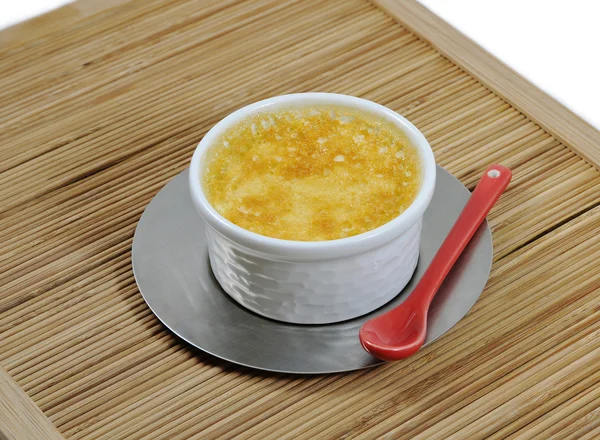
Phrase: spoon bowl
[{"left": 360, "top": 300, "right": 427, "bottom": 361}]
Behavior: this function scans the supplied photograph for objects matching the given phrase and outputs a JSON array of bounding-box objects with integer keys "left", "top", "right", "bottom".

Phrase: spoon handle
[{"left": 414, "top": 164, "right": 512, "bottom": 307}]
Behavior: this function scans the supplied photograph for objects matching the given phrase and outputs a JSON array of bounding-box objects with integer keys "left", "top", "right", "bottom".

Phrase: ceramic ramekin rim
[{"left": 189, "top": 93, "right": 436, "bottom": 260}]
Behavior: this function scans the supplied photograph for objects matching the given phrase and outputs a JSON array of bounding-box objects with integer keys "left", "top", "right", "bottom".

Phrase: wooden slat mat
[{"left": 2, "top": 0, "right": 600, "bottom": 438}]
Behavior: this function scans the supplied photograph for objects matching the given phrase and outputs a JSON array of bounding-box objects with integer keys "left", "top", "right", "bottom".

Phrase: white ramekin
[{"left": 189, "top": 93, "right": 436, "bottom": 324}]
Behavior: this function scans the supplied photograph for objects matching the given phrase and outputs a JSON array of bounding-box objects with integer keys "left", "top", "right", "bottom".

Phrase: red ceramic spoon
[{"left": 359, "top": 164, "right": 512, "bottom": 361}]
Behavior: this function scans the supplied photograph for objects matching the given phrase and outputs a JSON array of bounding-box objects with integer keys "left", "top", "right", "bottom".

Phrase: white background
[
  {"left": 2, "top": 0, "right": 599, "bottom": 129},
  {"left": 419, "top": 0, "right": 600, "bottom": 129},
  {"left": 0, "top": 0, "right": 72, "bottom": 30}
]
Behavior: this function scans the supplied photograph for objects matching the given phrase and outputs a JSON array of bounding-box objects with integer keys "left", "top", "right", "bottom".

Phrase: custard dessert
[{"left": 202, "top": 105, "right": 420, "bottom": 241}]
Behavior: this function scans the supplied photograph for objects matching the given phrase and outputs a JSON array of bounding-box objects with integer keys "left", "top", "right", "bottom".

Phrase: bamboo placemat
[{"left": 2, "top": 0, "right": 600, "bottom": 438}]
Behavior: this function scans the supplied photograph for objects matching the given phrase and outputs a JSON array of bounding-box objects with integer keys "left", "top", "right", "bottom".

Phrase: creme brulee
[{"left": 202, "top": 105, "right": 420, "bottom": 241}]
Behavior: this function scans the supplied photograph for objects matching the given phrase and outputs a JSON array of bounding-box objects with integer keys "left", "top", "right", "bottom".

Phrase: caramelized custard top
[{"left": 202, "top": 105, "right": 420, "bottom": 241}]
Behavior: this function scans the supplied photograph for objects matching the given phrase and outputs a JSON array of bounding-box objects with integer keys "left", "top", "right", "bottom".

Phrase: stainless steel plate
[{"left": 132, "top": 166, "right": 492, "bottom": 374}]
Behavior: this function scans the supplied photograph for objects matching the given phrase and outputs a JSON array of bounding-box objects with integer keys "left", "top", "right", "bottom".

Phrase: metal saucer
[{"left": 132, "top": 166, "right": 492, "bottom": 374}]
